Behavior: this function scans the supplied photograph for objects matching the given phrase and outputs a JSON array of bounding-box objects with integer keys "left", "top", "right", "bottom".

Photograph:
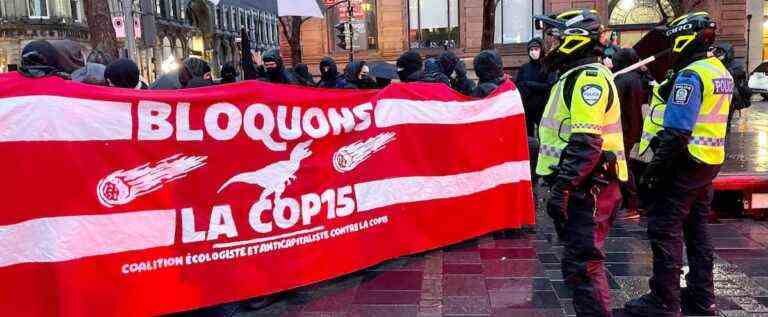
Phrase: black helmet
[
  {"left": 665, "top": 12, "right": 716, "bottom": 63},
  {"left": 533, "top": 10, "right": 604, "bottom": 66}
]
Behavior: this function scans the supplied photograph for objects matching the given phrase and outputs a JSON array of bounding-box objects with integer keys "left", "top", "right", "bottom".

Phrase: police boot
[
  {"left": 624, "top": 293, "right": 681, "bottom": 317},
  {"left": 681, "top": 287, "right": 718, "bottom": 316}
]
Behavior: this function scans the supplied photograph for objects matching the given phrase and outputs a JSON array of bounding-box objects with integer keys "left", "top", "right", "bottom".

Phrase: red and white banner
[{"left": 0, "top": 72, "right": 534, "bottom": 316}]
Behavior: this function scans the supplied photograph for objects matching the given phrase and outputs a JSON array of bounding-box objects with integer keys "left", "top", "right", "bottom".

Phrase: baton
[{"left": 612, "top": 48, "right": 671, "bottom": 77}]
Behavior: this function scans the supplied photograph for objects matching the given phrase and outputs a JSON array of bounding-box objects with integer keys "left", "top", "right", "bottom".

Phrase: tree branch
[{"left": 279, "top": 17, "right": 291, "bottom": 42}]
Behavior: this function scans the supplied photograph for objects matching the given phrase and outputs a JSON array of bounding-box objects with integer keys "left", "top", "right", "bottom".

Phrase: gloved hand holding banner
[{"left": 0, "top": 72, "right": 534, "bottom": 316}]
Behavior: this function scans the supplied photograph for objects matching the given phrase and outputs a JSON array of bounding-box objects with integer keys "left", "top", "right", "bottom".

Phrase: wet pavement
[
  {"left": 723, "top": 101, "right": 768, "bottom": 175},
  {"left": 218, "top": 203, "right": 768, "bottom": 317}
]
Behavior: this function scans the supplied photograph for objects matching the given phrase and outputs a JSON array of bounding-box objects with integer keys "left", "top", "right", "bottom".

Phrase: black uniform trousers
[
  {"left": 561, "top": 178, "right": 621, "bottom": 317},
  {"left": 647, "top": 156, "right": 720, "bottom": 311}
]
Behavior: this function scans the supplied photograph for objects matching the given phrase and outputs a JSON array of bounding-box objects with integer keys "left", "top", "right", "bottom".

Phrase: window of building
[
  {"left": 231, "top": 8, "right": 236, "bottom": 30},
  {"left": 156, "top": 0, "right": 163, "bottom": 17},
  {"left": 175, "top": 38, "right": 183, "bottom": 58},
  {"left": 609, "top": 0, "right": 673, "bottom": 25},
  {"left": 223, "top": 7, "right": 229, "bottom": 29},
  {"left": 257, "top": 14, "right": 264, "bottom": 44},
  {"left": 162, "top": 36, "right": 172, "bottom": 60},
  {"left": 326, "top": 0, "right": 378, "bottom": 52},
  {"left": 70, "top": 0, "right": 80, "bottom": 21},
  {"left": 608, "top": 0, "right": 675, "bottom": 47},
  {"left": 170, "top": 0, "right": 177, "bottom": 18},
  {"left": 494, "top": 0, "right": 542, "bottom": 44},
  {"left": 28, "top": 0, "right": 49, "bottom": 18},
  {"left": 214, "top": 7, "right": 220, "bottom": 27},
  {"left": 408, "top": 0, "right": 458, "bottom": 49},
  {"left": 1, "top": 0, "right": 5, "bottom": 18}
]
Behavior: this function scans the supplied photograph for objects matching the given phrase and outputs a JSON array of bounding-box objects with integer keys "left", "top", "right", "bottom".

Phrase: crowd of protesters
[
  {"left": 15, "top": 32, "right": 751, "bottom": 220},
  {"left": 14, "top": 26, "right": 511, "bottom": 99}
]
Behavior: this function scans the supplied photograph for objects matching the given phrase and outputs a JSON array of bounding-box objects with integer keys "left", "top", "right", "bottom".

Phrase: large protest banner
[{"left": 0, "top": 72, "right": 534, "bottom": 316}]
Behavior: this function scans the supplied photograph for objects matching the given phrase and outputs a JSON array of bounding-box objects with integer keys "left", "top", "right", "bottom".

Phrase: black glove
[
  {"left": 547, "top": 184, "right": 569, "bottom": 240},
  {"left": 454, "top": 60, "right": 468, "bottom": 78},
  {"left": 640, "top": 167, "right": 661, "bottom": 189}
]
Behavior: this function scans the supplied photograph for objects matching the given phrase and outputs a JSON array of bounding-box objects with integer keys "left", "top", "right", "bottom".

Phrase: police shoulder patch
[
  {"left": 672, "top": 83, "right": 693, "bottom": 105},
  {"left": 580, "top": 84, "right": 603, "bottom": 106}
]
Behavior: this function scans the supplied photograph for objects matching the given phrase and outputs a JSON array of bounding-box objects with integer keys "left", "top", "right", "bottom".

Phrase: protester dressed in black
[
  {"left": 317, "top": 57, "right": 345, "bottom": 89},
  {"left": 515, "top": 38, "right": 554, "bottom": 137},
  {"left": 613, "top": 48, "right": 647, "bottom": 216},
  {"left": 471, "top": 50, "right": 505, "bottom": 98}
]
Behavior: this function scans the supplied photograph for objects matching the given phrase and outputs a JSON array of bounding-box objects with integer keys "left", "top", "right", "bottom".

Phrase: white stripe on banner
[
  {"left": 0, "top": 210, "right": 175, "bottom": 268},
  {"left": 374, "top": 89, "right": 524, "bottom": 128},
  {"left": 354, "top": 160, "right": 531, "bottom": 212},
  {"left": 0, "top": 95, "right": 132, "bottom": 141}
]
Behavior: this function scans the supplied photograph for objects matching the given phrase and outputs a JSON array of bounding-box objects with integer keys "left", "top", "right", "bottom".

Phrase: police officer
[
  {"left": 534, "top": 10, "right": 627, "bottom": 317},
  {"left": 625, "top": 12, "right": 731, "bottom": 317}
]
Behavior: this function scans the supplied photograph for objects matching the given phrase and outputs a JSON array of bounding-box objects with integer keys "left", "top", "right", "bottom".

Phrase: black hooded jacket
[
  {"left": 293, "top": 64, "right": 316, "bottom": 86},
  {"left": 421, "top": 58, "right": 451, "bottom": 86},
  {"left": 259, "top": 48, "right": 299, "bottom": 84},
  {"left": 471, "top": 50, "right": 505, "bottom": 98},
  {"left": 438, "top": 51, "right": 475, "bottom": 95},
  {"left": 713, "top": 42, "right": 750, "bottom": 110},
  {"left": 396, "top": 50, "right": 423, "bottom": 82},
  {"left": 341, "top": 61, "right": 377, "bottom": 89},
  {"left": 104, "top": 58, "right": 140, "bottom": 88},
  {"left": 516, "top": 38, "right": 555, "bottom": 136},
  {"left": 613, "top": 48, "right": 647, "bottom": 154},
  {"left": 220, "top": 62, "right": 238, "bottom": 84},
  {"left": 183, "top": 57, "right": 214, "bottom": 88},
  {"left": 317, "top": 57, "right": 345, "bottom": 88}
]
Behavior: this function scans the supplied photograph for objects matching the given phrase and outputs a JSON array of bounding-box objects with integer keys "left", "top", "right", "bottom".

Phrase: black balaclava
[
  {"left": 437, "top": 51, "right": 459, "bottom": 77},
  {"left": 293, "top": 63, "right": 315, "bottom": 86},
  {"left": 396, "top": 50, "right": 423, "bottom": 82},
  {"left": 220, "top": 62, "right": 238, "bottom": 84},
  {"left": 104, "top": 58, "right": 140, "bottom": 88},
  {"left": 473, "top": 50, "right": 504, "bottom": 84},
  {"left": 344, "top": 61, "right": 376, "bottom": 89},
  {"left": 612, "top": 48, "right": 640, "bottom": 73},
  {"left": 262, "top": 48, "right": 284, "bottom": 78},
  {"left": 711, "top": 42, "right": 734, "bottom": 66},
  {"left": 319, "top": 57, "right": 339, "bottom": 81}
]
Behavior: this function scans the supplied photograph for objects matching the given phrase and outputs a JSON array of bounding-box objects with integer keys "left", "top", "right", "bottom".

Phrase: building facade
[
  {"left": 288, "top": 0, "right": 749, "bottom": 75},
  {"left": 0, "top": 0, "right": 89, "bottom": 72},
  {"left": 0, "top": 0, "right": 278, "bottom": 80}
]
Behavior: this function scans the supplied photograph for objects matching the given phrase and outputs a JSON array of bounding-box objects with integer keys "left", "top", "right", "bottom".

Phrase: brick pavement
[{"left": 175, "top": 198, "right": 768, "bottom": 316}]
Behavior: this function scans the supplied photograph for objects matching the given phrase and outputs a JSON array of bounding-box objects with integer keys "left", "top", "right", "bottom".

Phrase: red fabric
[{"left": 0, "top": 73, "right": 534, "bottom": 316}]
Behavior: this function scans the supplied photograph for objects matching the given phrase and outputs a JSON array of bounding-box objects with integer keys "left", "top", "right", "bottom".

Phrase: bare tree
[
  {"left": 83, "top": 0, "right": 119, "bottom": 59},
  {"left": 279, "top": 16, "right": 309, "bottom": 67},
  {"left": 480, "top": 0, "right": 497, "bottom": 50}
]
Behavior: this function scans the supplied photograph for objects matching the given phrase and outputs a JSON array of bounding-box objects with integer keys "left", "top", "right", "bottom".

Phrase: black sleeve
[
  {"left": 646, "top": 127, "right": 690, "bottom": 175},
  {"left": 515, "top": 67, "right": 526, "bottom": 87},
  {"left": 525, "top": 80, "right": 551, "bottom": 93},
  {"left": 240, "top": 28, "right": 259, "bottom": 80},
  {"left": 553, "top": 133, "right": 604, "bottom": 189}
]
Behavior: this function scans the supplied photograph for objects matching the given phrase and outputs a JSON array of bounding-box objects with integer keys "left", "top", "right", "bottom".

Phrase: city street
[{"left": 224, "top": 102, "right": 768, "bottom": 317}]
